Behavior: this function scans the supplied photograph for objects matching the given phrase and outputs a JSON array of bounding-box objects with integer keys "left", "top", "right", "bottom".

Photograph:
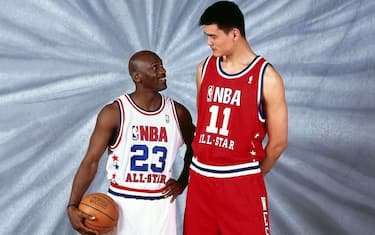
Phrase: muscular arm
[
  {"left": 174, "top": 102, "right": 195, "bottom": 190},
  {"left": 67, "top": 102, "right": 119, "bottom": 234},
  {"left": 261, "top": 65, "right": 288, "bottom": 174},
  {"left": 163, "top": 101, "right": 195, "bottom": 202},
  {"left": 68, "top": 103, "right": 119, "bottom": 205},
  {"left": 171, "top": 59, "right": 203, "bottom": 187}
]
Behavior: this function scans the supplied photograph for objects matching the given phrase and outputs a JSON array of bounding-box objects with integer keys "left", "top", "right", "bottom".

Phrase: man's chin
[
  {"left": 158, "top": 85, "right": 167, "bottom": 92},
  {"left": 212, "top": 51, "right": 222, "bottom": 57}
]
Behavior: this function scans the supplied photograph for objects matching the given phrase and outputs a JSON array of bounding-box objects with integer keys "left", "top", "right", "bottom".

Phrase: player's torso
[
  {"left": 107, "top": 94, "right": 183, "bottom": 199},
  {"left": 192, "top": 56, "right": 268, "bottom": 165}
]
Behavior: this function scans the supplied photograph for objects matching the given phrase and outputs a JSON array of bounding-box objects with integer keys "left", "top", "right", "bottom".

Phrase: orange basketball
[{"left": 78, "top": 193, "right": 119, "bottom": 234}]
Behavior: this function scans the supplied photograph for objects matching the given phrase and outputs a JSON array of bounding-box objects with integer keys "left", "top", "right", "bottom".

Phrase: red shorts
[{"left": 184, "top": 169, "right": 270, "bottom": 235}]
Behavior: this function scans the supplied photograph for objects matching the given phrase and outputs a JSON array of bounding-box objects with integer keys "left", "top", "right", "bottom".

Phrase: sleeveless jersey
[
  {"left": 192, "top": 55, "right": 269, "bottom": 167},
  {"left": 106, "top": 94, "right": 184, "bottom": 200}
]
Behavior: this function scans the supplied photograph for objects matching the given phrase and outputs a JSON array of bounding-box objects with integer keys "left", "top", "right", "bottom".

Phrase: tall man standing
[{"left": 184, "top": 1, "right": 288, "bottom": 235}]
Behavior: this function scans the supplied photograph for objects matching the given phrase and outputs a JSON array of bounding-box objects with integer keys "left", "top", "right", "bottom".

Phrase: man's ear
[
  {"left": 133, "top": 72, "right": 142, "bottom": 83},
  {"left": 232, "top": 28, "right": 240, "bottom": 40}
]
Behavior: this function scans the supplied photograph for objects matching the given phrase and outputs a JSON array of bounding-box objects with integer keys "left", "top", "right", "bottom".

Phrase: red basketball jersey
[{"left": 192, "top": 55, "right": 269, "bottom": 166}]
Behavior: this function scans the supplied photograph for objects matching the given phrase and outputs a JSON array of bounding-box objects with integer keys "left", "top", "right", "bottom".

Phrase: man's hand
[
  {"left": 162, "top": 179, "right": 183, "bottom": 203},
  {"left": 67, "top": 206, "right": 99, "bottom": 235}
]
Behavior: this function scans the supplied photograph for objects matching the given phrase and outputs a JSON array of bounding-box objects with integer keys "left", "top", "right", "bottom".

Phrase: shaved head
[{"left": 128, "top": 50, "right": 160, "bottom": 78}]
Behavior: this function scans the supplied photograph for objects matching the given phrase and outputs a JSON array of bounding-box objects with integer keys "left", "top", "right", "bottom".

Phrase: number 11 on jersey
[{"left": 206, "top": 105, "right": 231, "bottom": 136}]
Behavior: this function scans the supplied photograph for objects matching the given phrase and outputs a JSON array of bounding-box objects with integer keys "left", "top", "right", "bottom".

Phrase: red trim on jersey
[
  {"left": 169, "top": 99, "right": 184, "bottom": 144},
  {"left": 110, "top": 182, "right": 165, "bottom": 193},
  {"left": 125, "top": 94, "right": 165, "bottom": 115},
  {"left": 109, "top": 98, "right": 125, "bottom": 150}
]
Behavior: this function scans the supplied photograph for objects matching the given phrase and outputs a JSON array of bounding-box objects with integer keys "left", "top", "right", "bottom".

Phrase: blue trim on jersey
[
  {"left": 191, "top": 160, "right": 260, "bottom": 174},
  {"left": 258, "top": 62, "right": 269, "bottom": 121},
  {"left": 108, "top": 188, "right": 165, "bottom": 200},
  {"left": 201, "top": 56, "right": 210, "bottom": 75},
  {"left": 218, "top": 55, "right": 260, "bottom": 77}
]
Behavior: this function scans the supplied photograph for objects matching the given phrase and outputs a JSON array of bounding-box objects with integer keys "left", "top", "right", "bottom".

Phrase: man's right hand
[{"left": 67, "top": 206, "right": 99, "bottom": 235}]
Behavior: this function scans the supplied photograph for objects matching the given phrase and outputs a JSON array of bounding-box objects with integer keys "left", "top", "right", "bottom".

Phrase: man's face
[
  {"left": 139, "top": 54, "right": 167, "bottom": 92},
  {"left": 203, "top": 24, "right": 234, "bottom": 57}
]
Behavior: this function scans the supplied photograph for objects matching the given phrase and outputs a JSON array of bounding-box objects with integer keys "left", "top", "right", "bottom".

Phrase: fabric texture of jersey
[
  {"left": 192, "top": 55, "right": 269, "bottom": 167},
  {"left": 105, "top": 94, "right": 183, "bottom": 235}
]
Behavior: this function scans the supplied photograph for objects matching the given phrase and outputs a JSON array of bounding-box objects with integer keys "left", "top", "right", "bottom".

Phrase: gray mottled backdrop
[{"left": 0, "top": 0, "right": 374, "bottom": 234}]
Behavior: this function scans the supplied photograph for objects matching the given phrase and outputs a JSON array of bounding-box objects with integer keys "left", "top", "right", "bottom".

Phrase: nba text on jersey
[{"left": 198, "top": 85, "right": 241, "bottom": 150}]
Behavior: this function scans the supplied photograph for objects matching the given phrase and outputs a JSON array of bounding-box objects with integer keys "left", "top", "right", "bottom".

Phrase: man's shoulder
[{"left": 100, "top": 102, "right": 118, "bottom": 116}]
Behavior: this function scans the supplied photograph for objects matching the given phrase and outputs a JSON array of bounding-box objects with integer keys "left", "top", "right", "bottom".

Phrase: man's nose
[{"left": 207, "top": 38, "right": 213, "bottom": 46}]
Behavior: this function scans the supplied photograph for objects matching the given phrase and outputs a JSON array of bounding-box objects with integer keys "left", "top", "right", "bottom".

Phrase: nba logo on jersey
[
  {"left": 207, "top": 85, "right": 214, "bottom": 102},
  {"left": 132, "top": 125, "right": 139, "bottom": 140},
  {"left": 165, "top": 115, "right": 170, "bottom": 123},
  {"left": 248, "top": 75, "right": 253, "bottom": 84}
]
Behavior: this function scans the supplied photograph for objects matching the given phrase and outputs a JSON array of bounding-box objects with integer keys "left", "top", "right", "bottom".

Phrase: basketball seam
[
  {"left": 80, "top": 202, "right": 116, "bottom": 221},
  {"left": 84, "top": 221, "right": 112, "bottom": 229}
]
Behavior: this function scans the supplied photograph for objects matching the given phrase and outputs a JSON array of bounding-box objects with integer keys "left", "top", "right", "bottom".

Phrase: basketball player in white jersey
[{"left": 67, "top": 50, "right": 195, "bottom": 235}]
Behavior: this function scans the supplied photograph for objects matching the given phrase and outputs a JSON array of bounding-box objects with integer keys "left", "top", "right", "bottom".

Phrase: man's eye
[{"left": 153, "top": 65, "right": 162, "bottom": 70}]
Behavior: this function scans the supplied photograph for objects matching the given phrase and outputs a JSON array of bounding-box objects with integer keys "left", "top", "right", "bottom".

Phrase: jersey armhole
[
  {"left": 200, "top": 56, "right": 211, "bottom": 82},
  {"left": 258, "top": 62, "right": 270, "bottom": 122},
  {"left": 170, "top": 99, "right": 184, "bottom": 146},
  {"left": 109, "top": 98, "right": 124, "bottom": 150}
]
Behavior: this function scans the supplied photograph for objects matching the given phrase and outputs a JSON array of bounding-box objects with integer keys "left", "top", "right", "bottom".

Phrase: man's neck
[
  {"left": 129, "top": 92, "right": 162, "bottom": 111},
  {"left": 220, "top": 42, "right": 257, "bottom": 74}
]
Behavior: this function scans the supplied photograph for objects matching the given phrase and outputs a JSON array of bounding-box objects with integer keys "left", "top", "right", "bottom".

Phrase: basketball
[{"left": 78, "top": 193, "right": 119, "bottom": 234}]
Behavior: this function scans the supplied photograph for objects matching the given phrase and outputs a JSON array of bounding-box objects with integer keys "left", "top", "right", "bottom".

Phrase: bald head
[{"left": 128, "top": 50, "right": 160, "bottom": 78}]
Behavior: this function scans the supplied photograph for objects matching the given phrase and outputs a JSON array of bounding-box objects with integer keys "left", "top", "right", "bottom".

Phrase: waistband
[
  {"left": 190, "top": 157, "right": 261, "bottom": 178},
  {"left": 108, "top": 182, "right": 165, "bottom": 200}
]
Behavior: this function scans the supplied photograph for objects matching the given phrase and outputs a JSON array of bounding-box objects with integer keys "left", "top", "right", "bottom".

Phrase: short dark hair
[{"left": 199, "top": 1, "right": 246, "bottom": 37}]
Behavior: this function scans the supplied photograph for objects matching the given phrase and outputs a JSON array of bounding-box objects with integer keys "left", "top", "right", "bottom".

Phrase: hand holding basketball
[{"left": 78, "top": 193, "right": 119, "bottom": 234}]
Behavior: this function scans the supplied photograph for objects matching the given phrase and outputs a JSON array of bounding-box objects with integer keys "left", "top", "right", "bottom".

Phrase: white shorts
[{"left": 105, "top": 192, "right": 177, "bottom": 235}]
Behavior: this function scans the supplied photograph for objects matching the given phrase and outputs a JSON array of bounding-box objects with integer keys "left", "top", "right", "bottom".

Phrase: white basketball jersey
[{"left": 106, "top": 94, "right": 184, "bottom": 199}]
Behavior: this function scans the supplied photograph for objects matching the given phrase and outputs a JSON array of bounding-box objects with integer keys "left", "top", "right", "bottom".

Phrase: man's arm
[
  {"left": 67, "top": 102, "right": 119, "bottom": 234},
  {"left": 163, "top": 101, "right": 195, "bottom": 202},
  {"left": 175, "top": 102, "right": 195, "bottom": 189},
  {"left": 261, "top": 65, "right": 288, "bottom": 174}
]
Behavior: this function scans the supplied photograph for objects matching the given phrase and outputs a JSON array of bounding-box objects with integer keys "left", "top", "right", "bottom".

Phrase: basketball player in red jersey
[
  {"left": 67, "top": 50, "right": 195, "bottom": 235},
  {"left": 184, "top": 1, "right": 288, "bottom": 235}
]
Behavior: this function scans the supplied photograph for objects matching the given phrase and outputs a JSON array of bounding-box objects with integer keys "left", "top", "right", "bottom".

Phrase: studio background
[{"left": 0, "top": 0, "right": 374, "bottom": 234}]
